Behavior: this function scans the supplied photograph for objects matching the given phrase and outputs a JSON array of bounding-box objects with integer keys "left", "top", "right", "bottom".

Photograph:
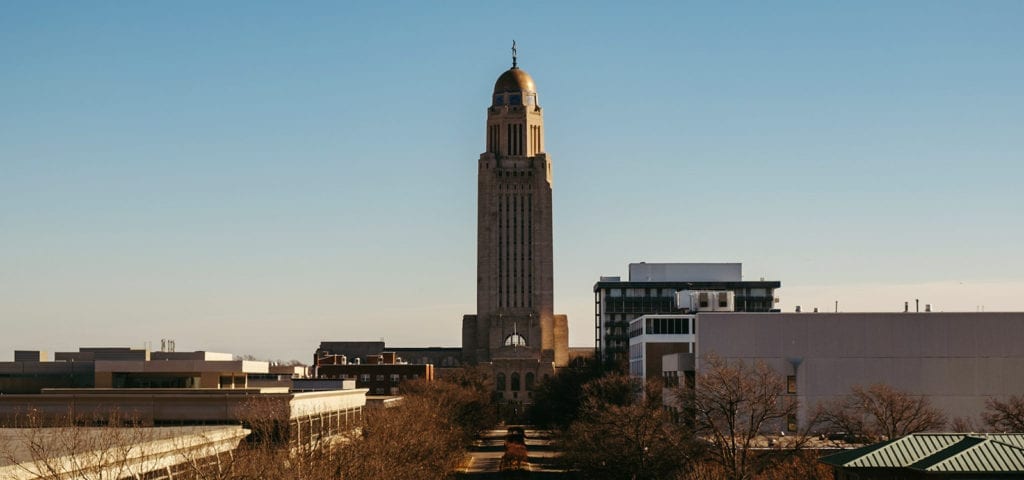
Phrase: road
[{"left": 456, "top": 426, "right": 570, "bottom": 479}]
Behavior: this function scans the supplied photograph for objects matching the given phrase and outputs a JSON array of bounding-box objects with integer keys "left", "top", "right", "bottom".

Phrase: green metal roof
[
  {"left": 819, "top": 440, "right": 895, "bottom": 467},
  {"left": 922, "top": 437, "right": 1024, "bottom": 472},
  {"left": 821, "top": 433, "right": 1024, "bottom": 473}
]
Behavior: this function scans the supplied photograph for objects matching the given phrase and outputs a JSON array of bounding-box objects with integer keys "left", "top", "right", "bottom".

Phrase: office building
[
  {"left": 653, "top": 312, "right": 1024, "bottom": 432},
  {"left": 314, "top": 351, "right": 435, "bottom": 396},
  {"left": 0, "top": 346, "right": 363, "bottom": 447},
  {"left": 314, "top": 341, "right": 462, "bottom": 369},
  {"left": 595, "top": 262, "right": 781, "bottom": 366}
]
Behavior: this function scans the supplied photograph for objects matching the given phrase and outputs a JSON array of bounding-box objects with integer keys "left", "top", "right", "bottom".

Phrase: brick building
[{"left": 314, "top": 352, "right": 434, "bottom": 396}]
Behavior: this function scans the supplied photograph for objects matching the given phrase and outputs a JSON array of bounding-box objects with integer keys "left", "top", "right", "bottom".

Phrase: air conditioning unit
[{"left": 675, "top": 290, "right": 735, "bottom": 312}]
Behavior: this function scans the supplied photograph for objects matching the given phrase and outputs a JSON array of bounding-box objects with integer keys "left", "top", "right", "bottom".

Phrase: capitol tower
[{"left": 463, "top": 44, "right": 569, "bottom": 403}]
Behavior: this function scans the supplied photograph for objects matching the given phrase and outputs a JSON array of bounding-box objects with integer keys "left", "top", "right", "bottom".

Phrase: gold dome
[{"left": 493, "top": 67, "right": 536, "bottom": 94}]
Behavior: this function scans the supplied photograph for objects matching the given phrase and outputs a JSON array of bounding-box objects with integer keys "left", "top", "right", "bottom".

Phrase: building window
[
  {"left": 360, "top": 374, "right": 370, "bottom": 383},
  {"left": 497, "top": 373, "right": 506, "bottom": 391},
  {"left": 787, "top": 375, "right": 797, "bottom": 394},
  {"left": 375, "top": 374, "right": 385, "bottom": 382},
  {"left": 718, "top": 292, "right": 728, "bottom": 308},
  {"left": 511, "top": 372, "right": 521, "bottom": 391},
  {"left": 787, "top": 414, "right": 798, "bottom": 432},
  {"left": 390, "top": 374, "right": 400, "bottom": 384},
  {"left": 525, "top": 372, "right": 535, "bottom": 391}
]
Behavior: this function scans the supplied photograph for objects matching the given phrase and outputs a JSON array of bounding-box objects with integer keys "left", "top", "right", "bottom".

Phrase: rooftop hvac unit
[{"left": 675, "top": 290, "right": 735, "bottom": 312}]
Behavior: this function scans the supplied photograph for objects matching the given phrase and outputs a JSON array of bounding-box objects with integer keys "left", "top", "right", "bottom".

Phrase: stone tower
[{"left": 463, "top": 47, "right": 569, "bottom": 403}]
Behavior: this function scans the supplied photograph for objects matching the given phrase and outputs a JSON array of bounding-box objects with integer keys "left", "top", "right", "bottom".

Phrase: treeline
[{"left": 531, "top": 355, "right": 1024, "bottom": 480}]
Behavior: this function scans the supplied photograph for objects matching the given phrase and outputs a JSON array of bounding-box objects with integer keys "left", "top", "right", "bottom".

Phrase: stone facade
[{"left": 462, "top": 56, "right": 568, "bottom": 403}]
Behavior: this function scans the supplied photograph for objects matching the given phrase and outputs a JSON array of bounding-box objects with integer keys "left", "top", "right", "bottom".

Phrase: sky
[{"left": 2, "top": 2, "right": 1022, "bottom": 362}]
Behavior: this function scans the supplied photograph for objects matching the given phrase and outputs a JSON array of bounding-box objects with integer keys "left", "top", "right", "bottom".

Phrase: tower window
[
  {"left": 510, "top": 94, "right": 521, "bottom": 105},
  {"left": 504, "top": 333, "right": 527, "bottom": 347}
]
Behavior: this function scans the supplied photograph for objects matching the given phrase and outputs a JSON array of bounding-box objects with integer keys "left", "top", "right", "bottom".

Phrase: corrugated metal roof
[
  {"left": 923, "top": 437, "right": 1024, "bottom": 472},
  {"left": 820, "top": 440, "right": 894, "bottom": 467},
  {"left": 990, "top": 434, "right": 1024, "bottom": 449},
  {"left": 821, "top": 433, "right": 1024, "bottom": 473},
  {"left": 909, "top": 437, "right": 985, "bottom": 470},
  {"left": 844, "top": 434, "right": 962, "bottom": 468}
]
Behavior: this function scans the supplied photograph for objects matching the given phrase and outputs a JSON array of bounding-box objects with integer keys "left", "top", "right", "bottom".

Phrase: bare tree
[
  {"left": 679, "top": 355, "right": 809, "bottom": 480},
  {"left": 950, "top": 416, "right": 979, "bottom": 433},
  {"left": 983, "top": 395, "right": 1024, "bottom": 432},
  {"left": 333, "top": 388, "right": 466, "bottom": 479},
  {"left": 560, "top": 375, "right": 691, "bottom": 480},
  {"left": 753, "top": 450, "right": 833, "bottom": 480},
  {"left": 817, "top": 383, "right": 946, "bottom": 442}
]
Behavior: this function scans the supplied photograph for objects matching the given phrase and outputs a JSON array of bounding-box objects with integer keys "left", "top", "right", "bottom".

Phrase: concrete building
[
  {"left": 461, "top": 48, "right": 569, "bottom": 404},
  {"left": 675, "top": 311, "right": 1024, "bottom": 431},
  {"left": 0, "top": 346, "right": 362, "bottom": 448},
  {"left": 628, "top": 314, "right": 696, "bottom": 379},
  {"left": 595, "top": 262, "right": 781, "bottom": 366},
  {"left": 0, "top": 387, "right": 366, "bottom": 446},
  {"left": 0, "top": 348, "right": 292, "bottom": 393},
  {"left": 248, "top": 365, "right": 309, "bottom": 389},
  {"left": 97, "top": 351, "right": 269, "bottom": 389},
  {"left": 0, "top": 425, "right": 251, "bottom": 480}
]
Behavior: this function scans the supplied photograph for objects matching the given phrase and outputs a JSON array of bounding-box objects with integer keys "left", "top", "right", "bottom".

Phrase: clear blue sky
[{"left": 2, "top": 2, "right": 1022, "bottom": 361}]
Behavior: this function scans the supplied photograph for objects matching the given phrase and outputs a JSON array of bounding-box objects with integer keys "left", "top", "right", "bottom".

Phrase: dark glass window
[{"left": 509, "top": 94, "right": 521, "bottom": 104}]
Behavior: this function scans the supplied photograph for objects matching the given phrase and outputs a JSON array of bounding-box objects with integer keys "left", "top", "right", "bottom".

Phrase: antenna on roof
[{"left": 511, "top": 40, "right": 518, "bottom": 68}]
